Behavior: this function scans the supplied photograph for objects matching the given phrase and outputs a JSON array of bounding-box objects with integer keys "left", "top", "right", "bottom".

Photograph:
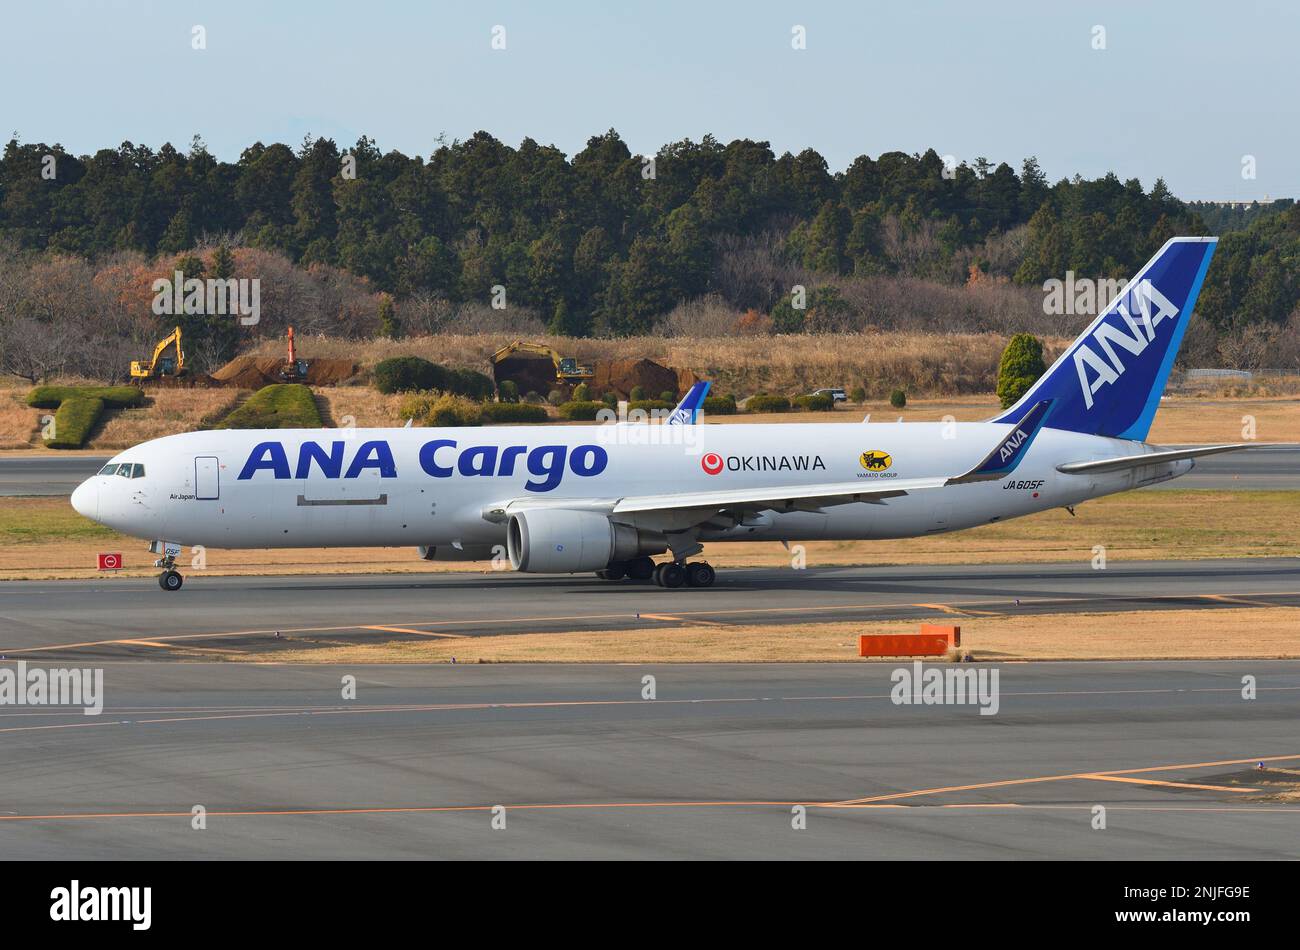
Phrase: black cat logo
[{"left": 859, "top": 450, "right": 893, "bottom": 472}]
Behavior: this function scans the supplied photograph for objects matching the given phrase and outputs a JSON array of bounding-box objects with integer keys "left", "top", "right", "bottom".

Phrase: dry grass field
[
  {"left": 2, "top": 489, "right": 1295, "bottom": 580},
  {"left": 237, "top": 606, "right": 1300, "bottom": 664},
  {"left": 3, "top": 382, "right": 1294, "bottom": 448},
  {"left": 313, "top": 386, "right": 408, "bottom": 428},
  {"left": 0, "top": 386, "right": 40, "bottom": 448},
  {"left": 731, "top": 395, "right": 1300, "bottom": 443},
  {"left": 91, "top": 388, "right": 246, "bottom": 449},
  {"left": 247, "top": 331, "right": 1074, "bottom": 398}
]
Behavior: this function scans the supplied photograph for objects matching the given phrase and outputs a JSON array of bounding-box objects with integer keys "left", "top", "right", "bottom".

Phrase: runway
[
  {"left": 0, "top": 443, "right": 1296, "bottom": 495},
  {"left": 0, "top": 661, "right": 1296, "bottom": 859},
  {"left": 0, "top": 455, "right": 108, "bottom": 496},
  {"left": 1, "top": 558, "right": 1297, "bottom": 661}
]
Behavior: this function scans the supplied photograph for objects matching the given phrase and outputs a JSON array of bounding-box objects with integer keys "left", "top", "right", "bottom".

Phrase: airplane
[{"left": 72, "top": 236, "right": 1268, "bottom": 593}]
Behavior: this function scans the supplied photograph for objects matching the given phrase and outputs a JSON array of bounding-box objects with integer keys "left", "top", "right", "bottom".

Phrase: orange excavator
[{"left": 278, "top": 327, "right": 311, "bottom": 381}]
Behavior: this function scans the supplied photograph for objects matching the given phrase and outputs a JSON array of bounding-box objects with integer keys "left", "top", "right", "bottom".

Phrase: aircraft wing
[
  {"left": 612, "top": 476, "right": 948, "bottom": 516},
  {"left": 1056, "top": 442, "right": 1272, "bottom": 474}
]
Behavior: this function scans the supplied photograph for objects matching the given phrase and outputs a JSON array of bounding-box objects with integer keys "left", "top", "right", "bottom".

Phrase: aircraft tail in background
[{"left": 666, "top": 380, "right": 711, "bottom": 425}]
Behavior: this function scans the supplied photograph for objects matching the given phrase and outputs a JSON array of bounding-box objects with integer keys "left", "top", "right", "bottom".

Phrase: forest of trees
[{"left": 1, "top": 130, "right": 1297, "bottom": 379}]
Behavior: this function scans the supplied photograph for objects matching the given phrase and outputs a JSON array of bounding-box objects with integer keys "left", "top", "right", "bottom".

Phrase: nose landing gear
[{"left": 153, "top": 551, "right": 183, "bottom": 591}]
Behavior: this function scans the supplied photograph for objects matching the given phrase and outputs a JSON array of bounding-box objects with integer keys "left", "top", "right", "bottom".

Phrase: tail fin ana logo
[{"left": 1073, "top": 278, "right": 1179, "bottom": 409}]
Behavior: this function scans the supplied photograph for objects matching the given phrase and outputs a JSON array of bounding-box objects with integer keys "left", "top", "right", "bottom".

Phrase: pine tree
[
  {"left": 377, "top": 294, "right": 401, "bottom": 339},
  {"left": 996, "top": 334, "right": 1046, "bottom": 408}
]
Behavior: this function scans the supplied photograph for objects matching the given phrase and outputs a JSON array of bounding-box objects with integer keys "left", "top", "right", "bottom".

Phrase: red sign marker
[{"left": 97, "top": 553, "right": 122, "bottom": 571}]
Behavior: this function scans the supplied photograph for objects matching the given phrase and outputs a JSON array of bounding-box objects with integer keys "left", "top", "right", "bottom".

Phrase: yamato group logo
[{"left": 701, "top": 453, "right": 724, "bottom": 475}]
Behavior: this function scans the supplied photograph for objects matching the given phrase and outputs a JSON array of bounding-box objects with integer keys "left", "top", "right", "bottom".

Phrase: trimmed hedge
[
  {"left": 373, "top": 356, "right": 493, "bottom": 399},
  {"left": 46, "top": 396, "right": 105, "bottom": 449},
  {"left": 792, "top": 393, "right": 835, "bottom": 412},
  {"left": 890, "top": 389, "right": 908, "bottom": 409},
  {"left": 702, "top": 394, "right": 737, "bottom": 415},
  {"left": 27, "top": 385, "right": 145, "bottom": 449},
  {"left": 558, "top": 400, "right": 607, "bottom": 420},
  {"left": 216, "top": 384, "right": 322, "bottom": 429},
  {"left": 480, "top": 402, "right": 548, "bottom": 424},
  {"left": 746, "top": 394, "right": 790, "bottom": 413},
  {"left": 27, "top": 385, "right": 144, "bottom": 409},
  {"left": 400, "top": 393, "right": 483, "bottom": 427}
]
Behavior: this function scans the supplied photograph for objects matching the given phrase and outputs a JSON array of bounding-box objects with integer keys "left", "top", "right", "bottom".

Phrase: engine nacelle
[{"left": 507, "top": 508, "right": 666, "bottom": 573}]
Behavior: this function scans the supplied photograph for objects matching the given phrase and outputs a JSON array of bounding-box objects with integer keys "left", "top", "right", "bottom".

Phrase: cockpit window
[{"left": 105, "top": 461, "right": 145, "bottom": 478}]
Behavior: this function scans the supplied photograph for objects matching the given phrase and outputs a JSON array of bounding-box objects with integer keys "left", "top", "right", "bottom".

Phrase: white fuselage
[{"left": 71, "top": 421, "right": 1190, "bottom": 559}]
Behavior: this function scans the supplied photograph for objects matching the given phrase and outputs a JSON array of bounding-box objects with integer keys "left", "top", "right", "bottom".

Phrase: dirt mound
[
  {"left": 493, "top": 354, "right": 560, "bottom": 399},
  {"left": 493, "top": 354, "right": 696, "bottom": 401},
  {"left": 592, "top": 358, "right": 696, "bottom": 400},
  {"left": 144, "top": 372, "right": 219, "bottom": 388},
  {"left": 210, "top": 356, "right": 359, "bottom": 388}
]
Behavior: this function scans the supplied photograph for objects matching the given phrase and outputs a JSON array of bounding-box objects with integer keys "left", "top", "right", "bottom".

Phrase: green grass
[
  {"left": 215, "top": 384, "right": 323, "bottom": 429},
  {"left": 0, "top": 498, "right": 118, "bottom": 544}
]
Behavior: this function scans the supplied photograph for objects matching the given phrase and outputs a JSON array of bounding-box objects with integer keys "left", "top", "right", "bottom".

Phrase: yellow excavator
[
  {"left": 490, "top": 340, "right": 593, "bottom": 381},
  {"left": 130, "top": 326, "right": 186, "bottom": 381}
]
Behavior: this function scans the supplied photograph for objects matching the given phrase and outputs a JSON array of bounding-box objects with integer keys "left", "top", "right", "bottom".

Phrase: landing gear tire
[
  {"left": 685, "top": 561, "right": 716, "bottom": 588},
  {"left": 654, "top": 561, "right": 686, "bottom": 589},
  {"left": 627, "top": 556, "right": 655, "bottom": 581},
  {"left": 597, "top": 563, "right": 627, "bottom": 581},
  {"left": 158, "top": 569, "right": 183, "bottom": 592}
]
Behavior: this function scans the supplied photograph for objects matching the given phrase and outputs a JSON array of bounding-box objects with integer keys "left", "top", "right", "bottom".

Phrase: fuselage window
[
  {"left": 131, "top": 463, "right": 145, "bottom": 479},
  {"left": 117, "top": 464, "right": 133, "bottom": 478},
  {"left": 98, "top": 464, "right": 119, "bottom": 476}
]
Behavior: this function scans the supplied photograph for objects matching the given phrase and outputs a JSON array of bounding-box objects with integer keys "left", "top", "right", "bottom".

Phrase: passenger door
[{"left": 195, "top": 456, "right": 220, "bottom": 500}]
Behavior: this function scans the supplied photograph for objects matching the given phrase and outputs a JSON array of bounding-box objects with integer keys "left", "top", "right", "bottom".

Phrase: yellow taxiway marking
[
  {"left": 832, "top": 754, "right": 1300, "bottom": 805},
  {"left": 1203, "top": 593, "right": 1279, "bottom": 608},
  {"left": 637, "top": 613, "right": 726, "bottom": 626},
  {"left": 362, "top": 625, "right": 467, "bottom": 639},
  {"left": 1076, "top": 774, "right": 1255, "bottom": 793},
  {"left": 6, "top": 589, "right": 1297, "bottom": 656},
  {"left": 912, "top": 602, "right": 1000, "bottom": 617}
]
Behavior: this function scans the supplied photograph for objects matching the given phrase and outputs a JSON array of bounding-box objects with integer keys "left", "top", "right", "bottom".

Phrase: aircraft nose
[{"left": 71, "top": 478, "right": 99, "bottom": 520}]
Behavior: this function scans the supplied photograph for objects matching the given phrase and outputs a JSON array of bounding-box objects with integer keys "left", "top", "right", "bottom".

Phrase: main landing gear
[
  {"left": 154, "top": 552, "right": 183, "bottom": 591},
  {"left": 595, "top": 556, "right": 716, "bottom": 588}
]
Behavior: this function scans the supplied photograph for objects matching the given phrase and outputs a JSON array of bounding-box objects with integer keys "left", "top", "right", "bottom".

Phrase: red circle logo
[{"left": 701, "top": 453, "right": 724, "bottom": 475}]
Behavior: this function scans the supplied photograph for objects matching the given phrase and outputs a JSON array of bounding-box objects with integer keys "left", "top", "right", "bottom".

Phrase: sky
[{"left": 4, "top": 0, "right": 1296, "bottom": 201}]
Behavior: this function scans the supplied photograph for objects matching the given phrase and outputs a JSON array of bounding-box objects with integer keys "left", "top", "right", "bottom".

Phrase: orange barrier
[
  {"left": 920, "top": 624, "right": 961, "bottom": 646},
  {"left": 859, "top": 625, "right": 961, "bottom": 657}
]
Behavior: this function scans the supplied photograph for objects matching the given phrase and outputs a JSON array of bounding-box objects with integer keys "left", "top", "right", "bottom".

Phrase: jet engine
[{"left": 507, "top": 508, "right": 666, "bottom": 573}]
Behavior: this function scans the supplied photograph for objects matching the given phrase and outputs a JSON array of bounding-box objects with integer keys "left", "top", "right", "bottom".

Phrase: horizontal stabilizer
[
  {"left": 946, "top": 399, "right": 1053, "bottom": 485},
  {"left": 1056, "top": 442, "right": 1271, "bottom": 475}
]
